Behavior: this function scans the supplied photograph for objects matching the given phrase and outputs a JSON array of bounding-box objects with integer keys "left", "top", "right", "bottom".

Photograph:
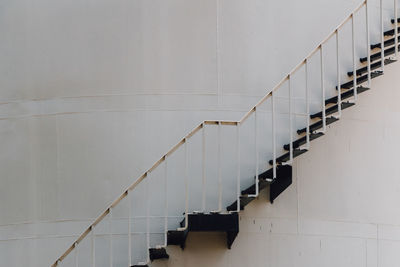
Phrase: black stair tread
[
  {"left": 167, "top": 229, "right": 189, "bottom": 249},
  {"left": 371, "top": 36, "right": 400, "bottom": 49},
  {"left": 391, "top": 18, "right": 400, "bottom": 23},
  {"left": 268, "top": 148, "right": 308, "bottom": 165},
  {"left": 384, "top": 26, "right": 400, "bottom": 36},
  {"left": 326, "top": 86, "right": 369, "bottom": 105},
  {"left": 173, "top": 213, "right": 239, "bottom": 249},
  {"left": 243, "top": 165, "right": 293, "bottom": 192},
  {"left": 360, "top": 45, "right": 399, "bottom": 63},
  {"left": 149, "top": 247, "right": 169, "bottom": 261},
  {"left": 340, "top": 71, "right": 382, "bottom": 89},
  {"left": 310, "top": 102, "right": 355, "bottom": 119},
  {"left": 283, "top": 132, "right": 324, "bottom": 151},
  {"left": 179, "top": 213, "right": 239, "bottom": 232},
  {"left": 227, "top": 168, "right": 292, "bottom": 211},
  {"left": 270, "top": 165, "right": 293, "bottom": 203},
  {"left": 297, "top": 116, "right": 339, "bottom": 134},
  {"left": 131, "top": 265, "right": 148, "bottom": 267},
  {"left": 226, "top": 196, "right": 255, "bottom": 211},
  {"left": 241, "top": 179, "right": 270, "bottom": 195},
  {"left": 348, "top": 58, "right": 396, "bottom": 76}
]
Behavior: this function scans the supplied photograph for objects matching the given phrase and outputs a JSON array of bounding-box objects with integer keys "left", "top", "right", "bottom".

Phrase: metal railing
[{"left": 52, "top": 0, "right": 398, "bottom": 265}]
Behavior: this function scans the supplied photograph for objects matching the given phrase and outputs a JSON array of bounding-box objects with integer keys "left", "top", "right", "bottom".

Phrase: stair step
[
  {"left": 226, "top": 196, "right": 255, "bottom": 211},
  {"left": 167, "top": 229, "right": 189, "bottom": 249},
  {"left": 227, "top": 165, "right": 293, "bottom": 209},
  {"left": 297, "top": 116, "right": 339, "bottom": 134},
  {"left": 340, "top": 71, "right": 382, "bottom": 89},
  {"left": 360, "top": 45, "right": 399, "bottom": 63},
  {"left": 391, "top": 18, "right": 400, "bottom": 23},
  {"left": 149, "top": 247, "right": 169, "bottom": 261},
  {"left": 270, "top": 165, "right": 292, "bottom": 203},
  {"left": 283, "top": 132, "right": 324, "bottom": 151},
  {"left": 384, "top": 26, "right": 400, "bottom": 36},
  {"left": 348, "top": 58, "right": 396, "bottom": 76},
  {"left": 371, "top": 36, "right": 400, "bottom": 49},
  {"left": 170, "top": 213, "right": 239, "bottom": 249},
  {"left": 310, "top": 102, "right": 355, "bottom": 119},
  {"left": 268, "top": 148, "right": 308, "bottom": 165},
  {"left": 326, "top": 86, "right": 369, "bottom": 105},
  {"left": 131, "top": 265, "right": 148, "bottom": 267},
  {"left": 241, "top": 179, "right": 270, "bottom": 195}
]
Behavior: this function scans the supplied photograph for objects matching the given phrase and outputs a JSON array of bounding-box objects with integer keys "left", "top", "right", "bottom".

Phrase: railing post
[
  {"left": 178, "top": 140, "right": 189, "bottom": 230},
  {"left": 217, "top": 122, "right": 222, "bottom": 210},
  {"left": 201, "top": 123, "right": 206, "bottom": 212},
  {"left": 352, "top": 13, "right": 357, "bottom": 102},
  {"left": 236, "top": 123, "right": 241, "bottom": 211},
  {"left": 91, "top": 227, "right": 95, "bottom": 267},
  {"left": 272, "top": 92, "right": 276, "bottom": 180},
  {"left": 146, "top": 175, "right": 150, "bottom": 263},
  {"left": 365, "top": 1, "right": 371, "bottom": 87},
  {"left": 289, "top": 75, "right": 293, "bottom": 162},
  {"left": 320, "top": 46, "right": 327, "bottom": 132},
  {"left": 249, "top": 108, "right": 259, "bottom": 197},
  {"left": 74, "top": 242, "right": 78, "bottom": 267},
  {"left": 336, "top": 30, "right": 342, "bottom": 118},
  {"left": 163, "top": 157, "right": 168, "bottom": 247},
  {"left": 128, "top": 191, "right": 132, "bottom": 267},
  {"left": 305, "top": 60, "right": 310, "bottom": 147},
  {"left": 381, "top": 0, "right": 385, "bottom": 72},
  {"left": 109, "top": 208, "right": 113, "bottom": 267},
  {"left": 396, "top": 0, "right": 399, "bottom": 59}
]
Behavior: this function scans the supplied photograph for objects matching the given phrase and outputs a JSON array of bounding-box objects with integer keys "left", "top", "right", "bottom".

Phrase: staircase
[{"left": 52, "top": 0, "right": 400, "bottom": 266}]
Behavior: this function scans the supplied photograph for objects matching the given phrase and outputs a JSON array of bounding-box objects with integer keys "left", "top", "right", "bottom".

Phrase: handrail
[
  {"left": 239, "top": 0, "right": 367, "bottom": 124},
  {"left": 52, "top": 0, "right": 367, "bottom": 265}
]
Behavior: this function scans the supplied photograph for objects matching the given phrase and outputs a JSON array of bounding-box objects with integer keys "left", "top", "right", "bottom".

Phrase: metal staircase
[{"left": 52, "top": 0, "right": 400, "bottom": 266}]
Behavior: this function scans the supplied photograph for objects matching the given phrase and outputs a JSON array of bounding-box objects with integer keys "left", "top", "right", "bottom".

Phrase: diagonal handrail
[{"left": 52, "top": 0, "right": 369, "bottom": 265}]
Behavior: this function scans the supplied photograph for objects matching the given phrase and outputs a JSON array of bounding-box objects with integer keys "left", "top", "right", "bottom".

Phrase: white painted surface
[
  {"left": 2, "top": 0, "right": 400, "bottom": 266},
  {"left": 152, "top": 62, "right": 400, "bottom": 267}
]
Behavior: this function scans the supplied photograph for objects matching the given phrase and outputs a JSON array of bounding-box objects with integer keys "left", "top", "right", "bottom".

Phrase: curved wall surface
[
  {"left": 0, "top": 0, "right": 397, "bottom": 266},
  {"left": 158, "top": 60, "right": 400, "bottom": 267}
]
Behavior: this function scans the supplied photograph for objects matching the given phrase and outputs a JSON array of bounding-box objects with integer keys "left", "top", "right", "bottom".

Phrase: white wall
[
  {"left": 1, "top": 0, "right": 398, "bottom": 266},
  {"left": 152, "top": 60, "right": 400, "bottom": 267}
]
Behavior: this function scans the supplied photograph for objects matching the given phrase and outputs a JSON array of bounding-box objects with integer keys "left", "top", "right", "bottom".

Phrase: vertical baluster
[
  {"left": 91, "top": 227, "right": 95, "bottom": 267},
  {"left": 336, "top": 30, "right": 342, "bottom": 118},
  {"left": 217, "top": 122, "right": 222, "bottom": 210},
  {"left": 255, "top": 109, "right": 259, "bottom": 194},
  {"left": 201, "top": 124, "right": 206, "bottom": 212},
  {"left": 352, "top": 14, "right": 358, "bottom": 102},
  {"left": 236, "top": 124, "right": 241, "bottom": 211},
  {"left": 320, "top": 46, "right": 327, "bottom": 132},
  {"left": 74, "top": 242, "right": 78, "bottom": 267},
  {"left": 164, "top": 157, "right": 168, "bottom": 246},
  {"left": 145, "top": 174, "right": 150, "bottom": 263},
  {"left": 109, "top": 208, "right": 113, "bottom": 267},
  {"left": 396, "top": 0, "right": 399, "bottom": 59},
  {"left": 381, "top": 0, "right": 385, "bottom": 72},
  {"left": 305, "top": 60, "right": 310, "bottom": 147},
  {"left": 288, "top": 75, "right": 293, "bottom": 163},
  {"left": 178, "top": 140, "right": 189, "bottom": 229},
  {"left": 272, "top": 92, "right": 276, "bottom": 180},
  {"left": 249, "top": 108, "right": 259, "bottom": 197},
  {"left": 365, "top": 1, "right": 371, "bottom": 87},
  {"left": 128, "top": 191, "right": 132, "bottom": 267},
  {"left": 185, "top": 140, "right": 189, "bottom": 223}
]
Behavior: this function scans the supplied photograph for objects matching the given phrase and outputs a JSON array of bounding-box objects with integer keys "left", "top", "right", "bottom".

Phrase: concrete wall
[
  {"left": 153, "top": 60, "right": 400, "bottom": 267},
  {"left": 1, "top": 0, "right": 399, "bottom": 266}
]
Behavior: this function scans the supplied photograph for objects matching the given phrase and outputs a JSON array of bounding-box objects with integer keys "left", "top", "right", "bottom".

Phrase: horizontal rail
[
  {"left": 52, "top": 0, "right": 368, "bottom": 265},
  {"left": 52, "top": 119, "right": 235, "bottom": 266},
  {"left": 239, "top": 0, "right": 366, "bottom": 124}
]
